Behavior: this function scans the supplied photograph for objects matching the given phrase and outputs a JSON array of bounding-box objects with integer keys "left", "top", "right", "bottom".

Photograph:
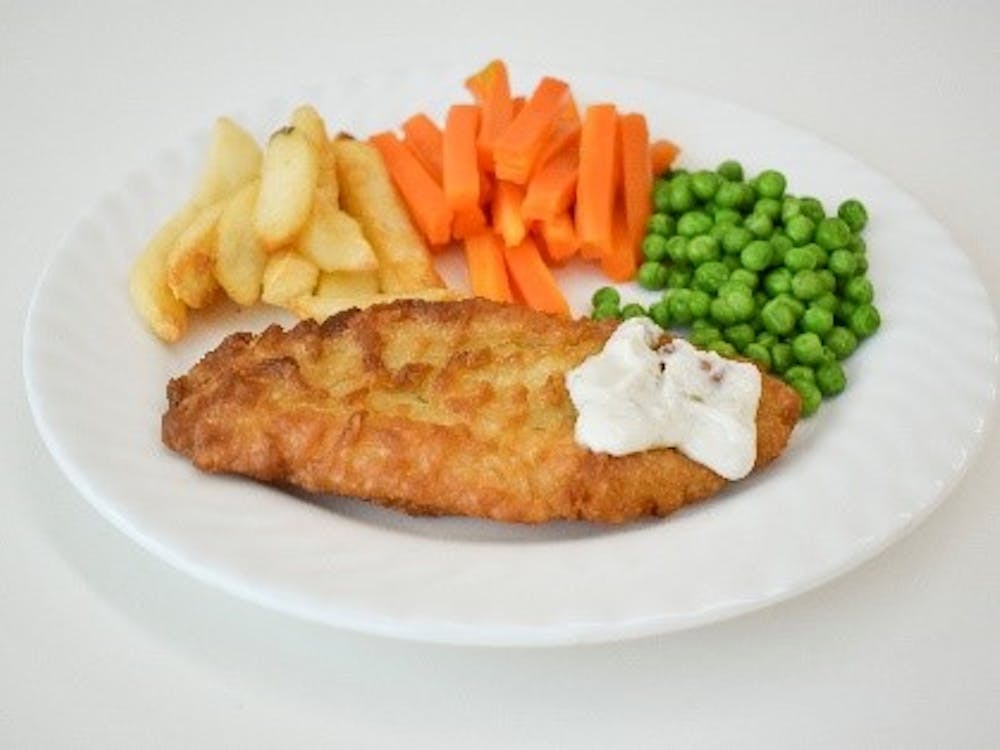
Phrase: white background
[{"left": 3, "top": 1, "right": 999, "bottom": 747}]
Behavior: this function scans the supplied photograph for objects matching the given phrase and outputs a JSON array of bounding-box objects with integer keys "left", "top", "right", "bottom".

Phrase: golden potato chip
[
  {"left": 315, "top": 269, "right": 380, "bottom": 299},
  {"left": 192, "top": 117, "right": 262, "bottom": 207},
  {"left": 254, "top": 127, "right": 319, "bottom": 250},
  {"left": 297, "top": 200, "right": 377, "bottom": 273},
  {"left": 167, "top": 200, "right": 225, "bottom": 308},
  {"left": 215, "top": 180, "right": 267, "bottom": 306},
  {"left": 261, "top": 251, "right": 320, "bottom": 306}
]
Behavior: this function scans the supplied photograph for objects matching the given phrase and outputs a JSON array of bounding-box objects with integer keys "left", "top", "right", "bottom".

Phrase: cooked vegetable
[
  {"left": 619, "top": 113, "right": 652, "bottom": 249},
  {"left": 443, "top": 104, "right": 482, "bottom": 212},
  {"left": 464, "top": 231, "right": 513, "bottom": 302},
  {"left": 520, "top": 139, "right": 578, "bottom": 222},
  {"left": 538, "top": 212, "right": 579, "bottom": 262},
  {"left": 600, "top": 205, "right": 638, "bottom": 282},
  {"left": 491, "top": 180, "right": 527, "bottom": 247},
  {"left": 401, "top": 113, "right": 446, "bottom": 184},
  {"left": 503, "top": 237, "right": 569, "bottom": 316},
  {"left": 465, "top": 59, "right": 514, "bottom": 172},
  {"left": 575, "top": 104, "right": 619, "bottom": 259},
  {"left": 254, "top": 126, "right": 319, "bottom": 250},
  {"left": 493, "top": 76, "right": 570, "bottom": 184},
  {"left": 649, "top": 139, "right": 680, "bottom": 177}
]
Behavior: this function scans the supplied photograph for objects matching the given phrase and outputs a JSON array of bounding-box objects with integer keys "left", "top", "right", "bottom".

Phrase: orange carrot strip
[
  {"left": 492, "top": 180, "right": 527, "bottom": 247},
  {"left": 521, "top": 140, "right": 579, "bottom": 222},
  {"left": 650, "top": 139, "right": 680, "bottom": 176},
  {"left": 620, "top": 113, "right": 652, "bottom": 250},
  {"left": 443, "top": 104, "right": 482, "bottom": 213},
  {"left": 370, "top": 131, "right": 452, "bottom": 246},
  {"left": 601, "top": 202, "right": 638, "bottom": 282},
  {"left": 465, "top": 60, "right": 514, "bottom": 173},
  {"left": 512, "top": 96, "right": 526, "bottom": 118},
  {"left": 537, "top": 213, "right": 579, "bottom": 262},
  {"left": 401, "top": 113, "right": 445, "bottom": 185},
  {"left": 464, "top": 231, "right": 513, "bottom": 302},
  {"left": 575, "top": 104, "right": 619, "bottom": 259},
  {"left": 452, "top": 205, "right": 488, "bottom": 240},
  {"left": 532, "top": 94, "right": 581, "bottom": 176},
  {"left": 503, "top": 236, "right": 569, "bottom": 316},
  {"left": 493, "top": 77, "right": 570, "bottom": 184}
]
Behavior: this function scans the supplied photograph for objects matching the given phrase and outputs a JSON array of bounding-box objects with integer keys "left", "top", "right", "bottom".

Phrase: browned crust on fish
[{"left": 163, "top": 298, "right": 800, "bottom": 523}]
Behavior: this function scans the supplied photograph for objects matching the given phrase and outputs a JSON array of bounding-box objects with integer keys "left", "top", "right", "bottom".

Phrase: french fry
[
  {"left": 261, "top": 251, "right": 320, "bottom": 306},
  {"left": 254, "top": 126, "right": 319, "bottom": 250},
  {"left": 290, "top": 105, "right": 328, "bottom": 149},
  {"left": 333, "top": 137, "right": 443, "bottom": 293},
  {"left": 129, "top": 205, "right": 197, "bottom": 342},
  {"left": 166, "top": 200, "right": 225, "bottom": 308},
  {"left": 215, "top": 180, "right": 268, "bottom": 306},
  {"left": 192, "top": 117, "right": 262, "bottom": 207},
  {"left": 289, "top": 287, "right": 466, "bottom": 322},
  {"left": 291, "top": 105, "right": 339, "bottom": 209},
  {"left": 297, "top": 200, "right": 378, "bottom": 273},
  {"left": 315, "top": 269, "right": 380, "bottom": 299}
]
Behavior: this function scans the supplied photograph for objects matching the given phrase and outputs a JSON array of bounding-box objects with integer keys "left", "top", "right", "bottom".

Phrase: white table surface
[{"left": 4, "top": 1, "right": 999, "bottom": 746}]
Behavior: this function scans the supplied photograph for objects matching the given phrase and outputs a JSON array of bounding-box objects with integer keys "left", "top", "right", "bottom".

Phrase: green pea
[
  {"left": 592, "top": 302, "right": 621, "bottom": 320},
  {"left": 729, "top": 268, "right": 759, "bottom": 290},
  {"left": 723, "top": 255, "right": 741, "bottom": 272},
  {"left": 816, "top": 361, "right": 847, "bottom": 396},
  {"left": 665, "top": 236, "right": 689, "bottom": 264},
  {"left": 843, "top": 275, "right": 875, "bottom": 304},
  {"left": 836, "top": 298, "right": 857, "bottom": 324},
  {"left": 722, "top": 287, "right": 756, "bottom": 322},
  {"left": 619, "top": 303, "right": 645, "bottom": 320},
  {"left": 677, "top": 210, "right": 714, "bottom": 237},
  {"left": 717, "top": 159, "right": 744, "bottom": 181},
  {"left": 652, "top": 182, "right": 672, "bottom": 213},
  {"left": 709, "top": 297, "right": 739, "bottom": 327},
  {"left": 775, "top": 293, "right": 805, "bottom": 319},
  {"left": 667, "top": 180, "right": 697, "bottom": 214},
  {"left": 646, "top": 213, "right": 675, "bottom": 238},
  {"left": 691, "top": 170, "right": 722, "bottom": 201},
  {"left": 756, "top": 331, "right": 778, "bottom": 348},
  {"left": 854, "top": 252, "right": 869, "bottom": 274},
  {"left": 828, "top": 249, "right": 857, "bottom": 277},
  {"left": 743, "top": 342, "right": 772, "bottom": 370},
  {"left": 815, "top": 217, "right": 852, "bottom": 250},
  {"left": 637, "top": 261, "right": 668, "bottom": 290},
  {"left": 791, "top": 269, "right": 825, "bottom": 301},
  {"left": 693, "top": 261, "right": 729, "bottom": 293},
  {"left": 591, "top": 286, "right": 620, "bottom": 308},
  {"left": 666, "top": 266, "right": 693, "bottom": 289},
  {"left": 707, "top": 340, "right": 738, "bottom": 358},
  {"left": 714, "top": 181, "right": 744, "bottom": 209},
  {"left": 713, "top": 207, "right": 743, "bottom": 226},
  {"left": 736, "top": 183, "right": 757, "bottom": 211},
  {"left": 761, "top": 298, "right": 797, "bottom": 335},
  {"left": 688, "top": 289, "right": 712, "bottom": 319},
  {"left": 798, "top": 197, "right": 826, "bottom": 223},
  {"left": 744, "top": 212, "right": 774, "bottom": 239},
  {"left": 754, "top": 197, "right": 782, "bottom": 220},
  {"left": 764, "top": 267, "right": 793, "bottom": 296},
  {"left": 741, "top": 240, "right": 773, "bottom": 271},
  {"left": 814, "top": 292, "right": 839, "bottom": 313},
  {"left": 800, "top": 242, "right": 825, "bottom": 268},
  {"left": 800, "top": 305, "right": 834, "bottom": 335},
  {"left": 792, "top": 331, "right": 825, "bottom": 365},
  {"left": 754, "top": 170, "right": 787, "bottom": 199},
  {"left": 649, "top": 300, "right": 671, "bottom": 328},
  {"left": 722, "top": 226, "right": 754, "bottom": 255},
  {"left": 668, "top": 290, "right": 694, "bottom": 325},
  {"left": 781, "top": 196, "right": 802, "bottom": 224},
  {"left": 725, "top": 323, "right": 756, "bottom": 351},
  {"left": 642, "top": 234, "right": 670, "bottom": 262},
  {"left": 687, "top": 235, "right": 721, "bottom": 265},
  {"left": 709, "top": 224, "right": 730, "bottom": 243},
  {"left": 818, "top": 269, "right": 837, "bottom": 293},
  {"left": 770, "top": 342, "right": 794, "bottom": 373},
  {"left": 838, "top": 198, "right": 868, "bottom": 232},
  {"left": 847, "top": 235, "right": 867, "bottom": 254},
  {"left": 824, "top": 326, "right": 858, "bottom": 360},
  {"left": 688, "top": 325, "right": 722, "bottom": 347},
  {"left": 785, "top": 215, "right": 816, "bottom": 246},
  {"left": 770, "top": 233, "right": 793, "bottom": 264},
  {"left": 849, "top": 303, "right": 881, "bottom": 338},
  {"left": 784, "top": 365, "right": 816, "bottom": 384},
  {"left": 791, "top": 378, "right": 823, "bottom": 417}
]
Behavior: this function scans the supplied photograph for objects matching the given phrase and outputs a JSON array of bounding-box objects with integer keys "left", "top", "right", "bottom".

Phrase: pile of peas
[{"left": 590, "top": 160, "right": 880, "bottom": 417}]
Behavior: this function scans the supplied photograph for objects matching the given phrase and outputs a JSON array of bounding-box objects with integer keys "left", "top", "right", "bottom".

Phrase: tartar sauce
[{"left": 565, "top": 318, "right": 762, "bottom": 480}]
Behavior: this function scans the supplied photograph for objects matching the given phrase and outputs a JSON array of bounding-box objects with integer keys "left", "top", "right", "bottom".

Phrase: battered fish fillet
[{"left": 163, "top": 298, "right": 800, "bottom": 523}]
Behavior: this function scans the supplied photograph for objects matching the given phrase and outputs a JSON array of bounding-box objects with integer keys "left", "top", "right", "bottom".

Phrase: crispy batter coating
[{"left": 163, "top": 299, "right": 800, "bottom": 523}]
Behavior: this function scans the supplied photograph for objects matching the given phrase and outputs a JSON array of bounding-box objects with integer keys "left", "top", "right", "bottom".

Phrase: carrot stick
[
  {"left": 601, "top": 202, "right": 638, "bottom": 282},
  {"left": 532, "top": 94, "right": 581, "bottom": 176},
  {"left": 443, "top": 104, "right": 482, "bottom": 213},
  {"left": 521, "top": 139, "right": 579, "bottom": 222},
  {"left": 401, "top": 113, "right": 445, "bottom": 185},
  {"left": 511, "top": 96, "right": 526, "bottom": 118},
  {"left": 452, "top": 205, "right": 488, "bottom": 239},
  {"left": 464, "top": 231, "right": 513, "bottom": 302},
  {"left": 537, "top": 212, "right": 579, "bottom": 262},
  {"left": 503, "top": 236, "right": 569, "bottom": 316},
  {"left": 575, "top": 104, "right": 619, "bottom": 259},
  {"left": 619, "top": 112, "right": 652, "bottom": 250},
  {"left": 370, "top": 131, "right": 452, "bottom": 246},
  {"left": 492, "top": 180, "right": 527, "bottom": 246},
  {"left": 650, "top": 139, "right": 680, "bottom": 177},
  {"left": 465, "top": 60, "right": 514, "bottom": 173},
  {"left": 492, "top": 77, "right": 570, "bottom": 184}
]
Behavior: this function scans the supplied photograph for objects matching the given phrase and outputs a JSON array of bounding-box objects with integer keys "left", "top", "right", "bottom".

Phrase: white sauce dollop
[{"left": 565, "top": 317, "right": 762, "bottom": 480}]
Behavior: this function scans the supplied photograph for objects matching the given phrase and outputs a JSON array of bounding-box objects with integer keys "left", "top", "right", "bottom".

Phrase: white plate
[{"left": 23, "top": 66, "right": 999, "bottom": 646}]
